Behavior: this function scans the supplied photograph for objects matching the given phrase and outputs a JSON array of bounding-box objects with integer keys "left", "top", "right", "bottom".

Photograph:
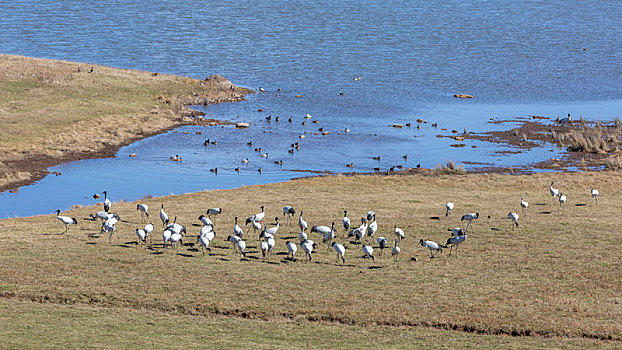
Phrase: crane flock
[{"left": 53, "top": 182, "right": 599, "bottom": 266}]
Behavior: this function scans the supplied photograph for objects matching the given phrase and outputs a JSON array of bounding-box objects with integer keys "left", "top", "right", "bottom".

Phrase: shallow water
[{"left": 0, "top": 1, "right": 621, "bottom": 217}]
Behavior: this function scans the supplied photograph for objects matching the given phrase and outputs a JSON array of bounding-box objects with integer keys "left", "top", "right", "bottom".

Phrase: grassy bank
[
  {"left": 0, "top": 55, "right": 252, "bottom": 191},
  {"left": 0, "top": 171, "right": 620, "bottom": 347}
]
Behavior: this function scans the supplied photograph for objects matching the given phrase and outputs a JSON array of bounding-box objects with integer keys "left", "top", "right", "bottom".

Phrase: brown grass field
[
  {"left": 0, "top": 171, "right": 620, "bottom": 348},
  {"left": 0, "top": 55, "right": 252, "bottom": 191}
]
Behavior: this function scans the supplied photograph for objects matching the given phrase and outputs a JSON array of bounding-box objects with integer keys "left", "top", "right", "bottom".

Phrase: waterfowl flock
[{"left": 52, "top": 182, "right": 600, "bottom": 266}]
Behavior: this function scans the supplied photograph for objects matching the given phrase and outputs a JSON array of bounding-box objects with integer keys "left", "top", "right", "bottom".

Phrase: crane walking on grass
[
  {"left": 445, "top": 234, "right": 467, "bottom": 257},
  {"left": 420, "top": 239, "right": 446, "bottom": 259},
  {"left": 591, "top": 188, "right": 599, "bottom": 206},
  {"left": 446, "top": 202, "right": 454, "bottom": 217},
  {"left": 159, "top": 204, "right": 169, "bottom": 227},
  {"left": 520, "top": 195, "right": 528, "bottom": 214},
  {"left": 55, "top": 210, "right": 77, "bottom": 234},
  {"left": 283, "top": 206, "right": 296, "bottom": 224},
  {"left": 332, "top": 242, "right": 346, "bottom": 264},
  {"left": 461, "top": 213, "right": 479, "bottom": 232},
  {"left": 102, "top": 191, "right": 112, "bottom": 212},
  {"left": 550, "top": 181, "right": 559, "bottom": 205},
  {"left": 508, "top": 212, "right": 519, "bottom": 231},
  {"left": 136, "top": 204, "right": 149, "bottom": 222}
]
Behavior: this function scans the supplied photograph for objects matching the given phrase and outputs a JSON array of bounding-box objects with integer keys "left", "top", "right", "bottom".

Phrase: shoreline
[{"left": 0, "top": 55, "right": 254, "bottom": 193}]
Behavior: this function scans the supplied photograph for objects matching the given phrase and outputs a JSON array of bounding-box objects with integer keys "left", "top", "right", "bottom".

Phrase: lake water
[{"left": 0, "top": 1, "right": 621, "bottom": 218}]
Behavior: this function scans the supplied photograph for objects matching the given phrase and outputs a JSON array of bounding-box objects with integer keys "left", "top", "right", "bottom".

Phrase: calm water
[{"left": 1, "top": 1, "right": 621, "bottom": 218}]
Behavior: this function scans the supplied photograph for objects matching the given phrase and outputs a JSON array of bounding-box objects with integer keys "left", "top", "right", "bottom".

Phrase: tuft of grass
[{"left": 435, "top": 160, "right": 465, "bottom": 174}]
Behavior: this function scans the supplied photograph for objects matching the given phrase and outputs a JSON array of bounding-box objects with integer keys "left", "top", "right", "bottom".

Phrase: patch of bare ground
[{"left": 0, "top": 55, "right": 253, "bottom": 192}]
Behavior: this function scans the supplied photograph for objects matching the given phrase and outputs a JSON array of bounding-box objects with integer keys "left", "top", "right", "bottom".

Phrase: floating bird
[
  {"left": 460, "top": 213, "right": 479, "bottom": 232},
  {"left": 136, "top": 204, "right": 149, "bottom": 222},
  {"left": 102, "top": 191, "right": 111, "bottom": 212},
  {"left": 286, "top": 241, "right": 297, "bottom": 261},
  {"left": 445, "top": 234, "right": 467, "bottom": 257},
  {"left": 550, "top": 181, "right": 559, "bottom": 205},
  {"left": 170, "top": 155, "right": 182, "bottom": 162},
  {"left": 391, "top": 239, "right": 401, "bottom": 262},
  {"left": 420, "top": 239, "right": 446, "bottom": 259},
  {"left": 591, "top": 188, "right": 599, "bottom": 206},
  {"left": 402, "top": 155, "right": 408, "bottom": 160},
  {"left": 332, "top": 242, "right": 346, "bottom": 264},
  {"left": 159, "top": 204, "right": 169, "bottom": 227},
  {"left": 55, "top": 209, "right": 77, "bottom": 234},
  {"left": 283, "top": 206, "right": 296, "bottom": 224},
  {"left": 241, "top": 158, "right": 249, "bottom": 164},
  {"left": 520, "top": 195, "right": 529, "bottom": 213},
  {"left": 508, "top": 212, "right": 519, "bottom": 230},
  {"left": 446, "top": 202, "right": 454, "bottom": 217},
  {"left": 260, "top": 153, "right": 269, "bottom": 158}
]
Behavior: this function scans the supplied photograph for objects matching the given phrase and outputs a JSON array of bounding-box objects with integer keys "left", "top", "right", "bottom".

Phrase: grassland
[
  {"left": 0, "top": 55, "right": 252, "bottom": 191},
  {"left": 0, "top": 171, "right": 620, "bottom": 348}
]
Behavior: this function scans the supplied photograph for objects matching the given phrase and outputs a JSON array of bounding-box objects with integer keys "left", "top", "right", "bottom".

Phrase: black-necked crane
[
  {"left": 90, "top": 211, "right": 111, "bottom": 232},
  {"left": 332, "top": 242, "right": 346, "bottom": 264},
  {"left": 451, "top": 227, "right": 466, "bottom": 236},
  {"left": 260, "top": 240, "right": 269, "bottom": 259},
  {"left": 198, "top": 224, "right": 215, "bottom": 255},
  {"left": 420, "top": 239, "right": 445, "bottom": 259},
  {"left": 102, "top": 191, "right": 112, "bottom": 212},
  {"left": 366, "top": 211, "right": 376, "bottom": 222},
  {"left": 225, "top": 235, "right": 241, "bottom": 253},
  {"left": 558, "top": 192, "right": 567, "bottom": 211},
  {"left": 286, "top": 241, "right": 297, "bottom": 261},
  {"left": 170, "top": 231, "right": 183, "bottom": 250},
  {"left": 166, "top": 216, "right": 186, "bottom": 236},
  {"left": 320, "top": 222, "right": 336, "bottom": 249},
  {"left": 362, "top": 245, "right": 375, "bottom": 265},
  {"left": 508, "top": 212, "right": 519, "bottom": 230},
  {"left": 301, "top": 240, "right": 317, "bottom": 262},
  {"left": 377, "top": 237, "right": 388, "bottom": 256},
  {"left": 391, "top": 239, "right": 401, "bottom": 262},
  {"left": 366, "top": 219, "right": 378, "bottom": 242},
  {"left": 236, "top": 239, "right": 247, "bottom": 258},
  {"left": 136, "top": 204, "right": 149, "bottom": 222},
  {"left": 104, "top": 213, "right": 120, "bottom": 243},
  {"left": 342, "top": 210, "right": 351, "bottom": 236},
  {"left": 162, "top": 227, "right": 173, "bottom": 249},
  {"left": 144, "top": 223, "right": 154, "bottom": 242},
  {"left": 198, "top": 215, "right": 213, "bottom": 227},
  {"left": 550, "top": 181, "right": 559, "bottom": 205},
  {"left": 247, "top": 219, "right": 261, "bottom": 238},
  {"left": 520, "top": 195, "right": 529, "bottom": 214},
  {"left": 298, "top": 230, "right": 308, "bottom": 244},
  {"left": 394, "top": 225, "right": 405, "bottom": 242},
  {"left": 55, "top": 209, "right": 77, "bottom": 234},
  {"left": 207, "top": 208, "right": 222, "bottom": 223},
  {"left": 298, "top": 210, "right": 308, "bottom": 233},
  {"left": 233, "top": 217, "right": 243, "bottom": 238},
  {"left": 460, "top": 213, "right": 479, "bottom": 232},
  {"left": 446, "top": 202, "right": 454, "bottom": 217},
  {"left": 445, "top": 234, "right": 467, "bottom": 257},
  {"left": 265, "top": 217, "right": 280, "bottom": 237},
  {"left": 348, "top": 218, "right": 367, "bottom": 244},
  {"left": 136, "top": 228, "right": 147, "bottom": 245},
  {"left": 159, "top": 204, "right": 169, "bottom": 227},
  {"left": 246, "top": 205, "right": 265, "bottom": 225},
  {"left": 591, "top": 188, "right": 599, "bottom": 206},
  {"left": 283, "top": 206, "right": 296, "bottom": 225}
]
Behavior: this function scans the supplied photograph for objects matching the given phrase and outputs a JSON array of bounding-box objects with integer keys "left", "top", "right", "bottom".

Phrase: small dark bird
[
  {"left": 209, "top": 168, "right": 218, "bottom": 174},
  {"left": 235, "top": 167, "right": 240, "bottom": 172},
  {"left": 247, "top": 141, "right": 253, "bottom": 146}
]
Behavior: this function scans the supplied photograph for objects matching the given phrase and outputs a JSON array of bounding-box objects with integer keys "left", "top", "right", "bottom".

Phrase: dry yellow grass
[
  {"left": 0, "top": 171, "right": 620, "bottom": 347},
  {"left": 0, "top": 55, "right": 252, "bottom": 190}
]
